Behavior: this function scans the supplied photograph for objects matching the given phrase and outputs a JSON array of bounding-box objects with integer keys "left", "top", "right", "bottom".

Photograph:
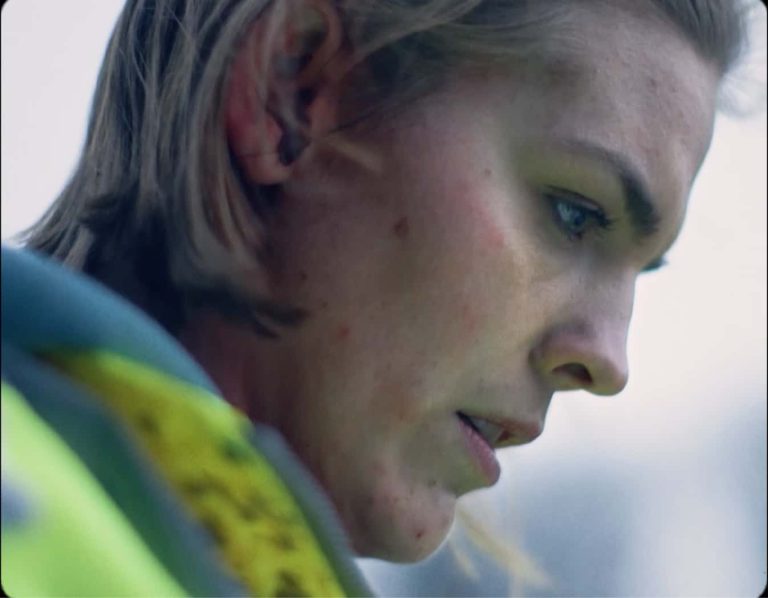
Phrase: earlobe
[{"left": 224, "top": 0, "right": 347, "bottom": 187}]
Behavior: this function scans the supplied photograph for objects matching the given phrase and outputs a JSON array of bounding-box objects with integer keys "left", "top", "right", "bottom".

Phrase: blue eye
[{"left": 545, "top": 189, "right": 614, "bottom": 241}]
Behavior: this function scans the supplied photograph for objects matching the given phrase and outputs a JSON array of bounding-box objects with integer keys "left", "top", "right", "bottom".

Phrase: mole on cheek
[{"left": 392, "top": 216, "right": 409, "bottom": 239}]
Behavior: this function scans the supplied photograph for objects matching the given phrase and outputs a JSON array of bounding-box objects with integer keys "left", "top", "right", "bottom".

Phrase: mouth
[
  {"left": 456, "top": 412, "right": 502, "bottom": 485},
  {"left": 456, "top": 411, "right": 542, "bottom": 448},
  {"left": 455, "top": 411, "right": 543, "bottom": 486}
]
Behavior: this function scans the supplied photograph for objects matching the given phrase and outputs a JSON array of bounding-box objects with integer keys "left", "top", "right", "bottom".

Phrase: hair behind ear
[{"left": 23, "top": 0, "right": 309, "bottom": 337}]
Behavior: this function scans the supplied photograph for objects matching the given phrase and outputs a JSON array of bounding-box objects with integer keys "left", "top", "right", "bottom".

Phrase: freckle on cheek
[{"left": 392, "top": 216, "right": 409, "bottom": 239}]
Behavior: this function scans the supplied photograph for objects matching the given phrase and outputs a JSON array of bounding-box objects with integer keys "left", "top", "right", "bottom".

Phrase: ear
[{"left": 225, "top": 0, "right": 347, "bottom": 186}]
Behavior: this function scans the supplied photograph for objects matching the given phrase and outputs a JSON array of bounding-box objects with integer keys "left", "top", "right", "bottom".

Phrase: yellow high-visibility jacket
[{"left": 1, "top": 247, "right": 372, "bottom": 597}]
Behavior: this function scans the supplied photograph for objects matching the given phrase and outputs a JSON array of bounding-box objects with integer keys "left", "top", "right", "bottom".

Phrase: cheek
[
  {"left": 369, "top": 363, "right": 433, "bottom": 431},
  {"left": 431, "top": 175, "right": 518, "bottom": 328}
]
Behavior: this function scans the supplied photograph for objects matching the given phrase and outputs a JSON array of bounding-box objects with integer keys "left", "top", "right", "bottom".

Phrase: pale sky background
[{"left": 2, "top": 1, "right": 766, "bottom": 596}]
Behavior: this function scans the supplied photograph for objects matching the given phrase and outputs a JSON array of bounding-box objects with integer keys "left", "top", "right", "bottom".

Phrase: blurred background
[{"left": 2, "top": 1, "right": 765, "bottom": 595}]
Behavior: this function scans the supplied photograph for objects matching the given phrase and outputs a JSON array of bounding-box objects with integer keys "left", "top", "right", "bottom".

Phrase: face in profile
[{"left": 209, "top": 2, "right": 720, "bottom": 562}]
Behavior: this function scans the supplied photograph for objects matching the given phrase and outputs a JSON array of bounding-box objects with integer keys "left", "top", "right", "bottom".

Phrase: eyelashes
[
  {"left": 540, "top": 186, "right": 669, "bottom": 273},
  {"left": 542, "top": 187, "right": 616, "bottom": 242}
]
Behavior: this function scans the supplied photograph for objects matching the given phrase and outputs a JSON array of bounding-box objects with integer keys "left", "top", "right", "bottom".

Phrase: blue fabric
[{"left": 1, "top": 247, "right": 217, "bottom": 394}]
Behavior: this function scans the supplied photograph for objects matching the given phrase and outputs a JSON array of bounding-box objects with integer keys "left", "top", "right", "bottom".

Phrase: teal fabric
[
  {"left": 1, "top": 247, "right": 217, "bottom": 394},
  {"left": 1, "top": 246, "right": 247, "bottom": 594}
]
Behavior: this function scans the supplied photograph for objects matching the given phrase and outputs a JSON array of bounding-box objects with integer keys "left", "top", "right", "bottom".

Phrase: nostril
[{"left": 553, "top": 363, "right": 593, "bottom": 386}]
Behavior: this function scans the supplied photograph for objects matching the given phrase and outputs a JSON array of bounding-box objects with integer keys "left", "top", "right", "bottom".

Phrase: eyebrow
[{"left": 559, "top": 139, "right": 662, "bottom": 240}]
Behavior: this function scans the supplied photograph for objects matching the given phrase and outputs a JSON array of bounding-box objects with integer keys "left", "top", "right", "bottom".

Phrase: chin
[
  {"left": 354, "top": 530, "right": 449, "bottom": 563},
  {"left": 348, "top": 498, "right": 456, "bottom": 563}
]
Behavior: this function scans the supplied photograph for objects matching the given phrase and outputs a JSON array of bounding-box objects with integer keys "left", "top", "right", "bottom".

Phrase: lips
[
  {"left": 456, "top": 411, "right": 543, "bottom": 448},
  {"left": 457, "top": 412, "right": 501, "bottom": 484},
  {"left": 455, "top": 411, "right": 543, "bottom": 487},
  {"left": 457, "top": 412, "right": 503, "bottom": 448}
]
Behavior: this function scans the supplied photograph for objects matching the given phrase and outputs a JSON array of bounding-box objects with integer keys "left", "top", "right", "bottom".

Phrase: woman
[{"left": 1, "top": 0, "right": 747, "bottom": 595}]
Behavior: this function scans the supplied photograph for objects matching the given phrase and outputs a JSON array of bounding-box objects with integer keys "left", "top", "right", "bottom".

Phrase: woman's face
[{"left": 232, "top": 4, "right": 719, "bottom": 560}]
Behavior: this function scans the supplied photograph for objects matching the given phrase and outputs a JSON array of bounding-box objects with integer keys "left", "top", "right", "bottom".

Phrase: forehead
[{"left": 511, "top": 2, "right": 720, "bottom": 210}]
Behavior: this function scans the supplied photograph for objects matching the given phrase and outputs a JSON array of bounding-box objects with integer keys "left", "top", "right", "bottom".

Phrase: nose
[
  {"left": 531, "top": 299, "right": 632, "bottom": 396},
  {"left": 533, "top": 328, "right": 629, "bottom": 395}
]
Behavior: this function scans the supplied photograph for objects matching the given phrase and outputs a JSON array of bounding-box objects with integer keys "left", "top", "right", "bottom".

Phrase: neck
[{"left": 177, "top": 311, "right": 273, "bottom": 422}]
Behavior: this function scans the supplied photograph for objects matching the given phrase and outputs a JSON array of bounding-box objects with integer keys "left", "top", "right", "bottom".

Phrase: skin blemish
[
  {"left": 487, "top": 223, "right": 506, "bottom": 251},
  {"left": 298, "top": 270, "right": 308, "bottom": 283},
  {"left": 483, "top": 168, "right": 492, "bottom": 177},
  {"left": 395, "top": 403, "right": 409, "bottom": 421},
  {"left": 415, "top": 529, "right": 425, "bottom": 540},
  {"left": 335, "top": 324, "right": 350, "bottom": 340},
  {"left": 392, "top": 216, "right": 409, "bottom": 239}
]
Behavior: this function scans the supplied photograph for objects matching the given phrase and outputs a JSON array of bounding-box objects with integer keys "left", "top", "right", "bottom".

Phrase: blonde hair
[{"left": 23, "top": 0, "right": 748, "bottom": 335}]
